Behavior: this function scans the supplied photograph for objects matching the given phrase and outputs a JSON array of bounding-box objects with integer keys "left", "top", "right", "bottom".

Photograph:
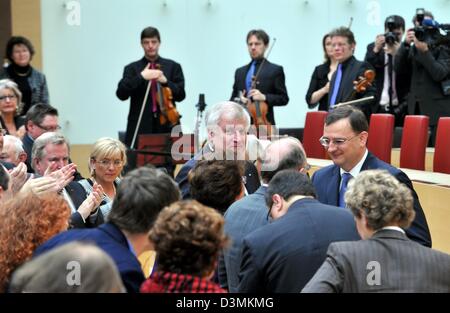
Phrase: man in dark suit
[
  {"left": 31, "top": 132, "right": 102, "bottom": 228},
  {"left": 34, "top": 166, "right": 181, "bottom": 293},
  {"left": 219, "top": 136, "right": 308, "bottom": 292},
  {"left": 395, "top": 10, "right": 450, "bottom": 145},
  {"left": 365, "top": 15, "right": 410, "bottom": 125},
  {"left": 304, "top": 170, "right": 450, "bottom": 292},
  {"left": 116, "top": 26, "right": 185, "bottom": 150},
  {"left": 175, "top": 101, "right": 260, "bottom": 199},
  {"left": 238, "top": 170, "right": 360, "bottom": 293},
  {"left": 328, "top": 27, "right": 376, "bottom": 119},
  {"left": 231, "top": 29, "right": 288, "bottom": 126},
  {"left": 311, "top": 105, "right": 431, "bottom": 247}
]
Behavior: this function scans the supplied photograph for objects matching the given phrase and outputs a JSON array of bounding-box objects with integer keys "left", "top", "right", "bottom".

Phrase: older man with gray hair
[
  {"left": 1, "top": 135, "right": 27, "bottom": 166},
  {"left": 175, "top": 101, "right": 260, "bottom": 199}
]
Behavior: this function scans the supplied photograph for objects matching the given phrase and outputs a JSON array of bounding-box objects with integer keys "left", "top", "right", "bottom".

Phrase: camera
[
  {"left": 413, "top": 8, "right": 426, "bottom": 41},
  {"left": 384, "top": 17, "right": 399, "bottom": 45}
]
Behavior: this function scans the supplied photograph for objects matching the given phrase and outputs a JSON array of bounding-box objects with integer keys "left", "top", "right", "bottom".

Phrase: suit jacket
[
  {"left": 395, "top": 42, "right": 450, "bottom": 126},
  {"left": 174, "top": 145, "right": 261, "bottom": 200},
  {"left": 311, "top": 152, "right": 432, "bottom": 247},
  {"left": 305, "top": 62, "right": 331, "bottom": 111},
  {"left": 116, "top": 56, "right": 185, "bottom": 147},
  {"left": 66, "top": 181, "right": 104, "bottom": 229},
  {"left": 238, "top": 198, "right": 360, "bottom": 293},
  {"left": 219, "top": 185, "right": 269, "bottom": 292},
  {"left": 328, "top": 56, "right": 377, "bottom": 118},
  {"left": 22, "top": 133, "right": 34, "bottom": 173},
  {"left": 303, "top": 229, "right": 450, "bottom": 293},
  {"left": 364, "top": 43, "right": 411, "bottom": 109},
  {"left": 230, "top": 59, "right": 288, "bottom": 125},
  {"left": 34, "top": 222, "right": 145, "bottom": 293}
]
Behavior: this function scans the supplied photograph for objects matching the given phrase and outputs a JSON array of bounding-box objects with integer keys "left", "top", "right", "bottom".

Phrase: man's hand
[
  {"left": 373, "top": 34, "right": 386, "bottom": 53},
  {"left": 385, "top": 41, "right": 401, "bottom": 56},
  {"left": 46, "top": 163, "right": 76, "bottom": 191},
  {"left": 141, "top": 63, "right": 164, "bottom": 81},
  {"left": 248, "top": 89, "right": 266, "bottom": 102},
  {"left": 414, "top": 38, "right": 429, "bottom": 52},
  {"left": 9, "top": 162, "right": 28, "bottom": 194},
  {"left": 20, "top": 176, "right": 59, "bottom": 196},
  {"left": 405, "top": 29, "right": 415, "bottom": 45}
]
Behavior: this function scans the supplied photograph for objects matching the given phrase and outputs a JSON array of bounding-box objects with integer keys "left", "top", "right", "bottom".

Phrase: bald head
[{"left": 261, "top": 137, "right": 307, "bottom": 183}]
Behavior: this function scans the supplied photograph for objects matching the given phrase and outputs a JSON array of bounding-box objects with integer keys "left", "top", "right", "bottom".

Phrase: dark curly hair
[
  {"left": 5, "top": 36, "right": 35, "bottom": 64},
  {"left": 188, "top": 160, "right": 244, "bottom": 214},
  {"left": 149, "top": 201, "right": 229, "bottom": 277},
  {"left": 0, "top": 193, "right": 70, "bottom": 292}
]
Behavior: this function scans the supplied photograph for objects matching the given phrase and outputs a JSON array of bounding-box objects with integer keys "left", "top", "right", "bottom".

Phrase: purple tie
[{"left": 330, "top": 63, "right": 343, "bottom": 108}]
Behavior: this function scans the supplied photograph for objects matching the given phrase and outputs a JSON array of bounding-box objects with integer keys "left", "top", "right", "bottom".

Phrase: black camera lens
[
  {"left": 385, "top": 32, "right": 397, "bottom": 44},
  {"left": 414, "top": 26, "right": 426, "bottom": 41}
]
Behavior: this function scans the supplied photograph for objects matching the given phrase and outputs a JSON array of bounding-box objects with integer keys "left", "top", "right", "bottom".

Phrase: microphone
[
  {"left": 422, "top": 19, "right": 440, "bottom": 28},
  {"left": 196, "top": 94, "right": 207, "bottom": 112}
]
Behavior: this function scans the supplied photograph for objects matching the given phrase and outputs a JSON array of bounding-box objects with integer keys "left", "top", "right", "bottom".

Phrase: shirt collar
[
  {"left": 376, "top": 226, "right": 405, "bottom": 234},
  {"left": 340, "top": 149, "right": 368, "bottom": 178}
]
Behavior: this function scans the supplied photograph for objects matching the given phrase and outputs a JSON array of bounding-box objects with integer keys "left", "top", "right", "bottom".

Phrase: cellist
[
  {"left": 116, "top": 26, "right": 185, "bottom": 150},
  {"left": 230, "top": 29, "right": 289, "bottom": 133}
]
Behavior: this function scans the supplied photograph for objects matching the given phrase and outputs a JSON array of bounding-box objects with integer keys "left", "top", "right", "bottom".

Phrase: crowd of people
[{"left": 0, "top": 7, "right": 449, "bottom": 293}]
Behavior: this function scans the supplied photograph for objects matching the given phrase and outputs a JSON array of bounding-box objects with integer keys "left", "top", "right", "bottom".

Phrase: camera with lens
[
  {"left": 384, "top": 17, "right": 399, "bottom": 45},
  {"left": 413, "top": 8, "right": 427, "bottom": 41}
]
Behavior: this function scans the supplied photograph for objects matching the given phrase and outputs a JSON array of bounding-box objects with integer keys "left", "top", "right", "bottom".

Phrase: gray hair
[
  {"left": 9, "top": 242, "right": 125, "bottom": 293},
  {"left": 31, "top": 132, "right": 69, "bottom": 171},
  {"left": 0, "top": 79, "right": 23, "bottom": 114},
  {"left": 345, "top": 170, "right": 415, "bottom": 230},
  {"left": 3, "top": 135, "right": 25, "bottom": 160},
  {"left": 205, "top": 101, "right": 251, "bottom": 133}
]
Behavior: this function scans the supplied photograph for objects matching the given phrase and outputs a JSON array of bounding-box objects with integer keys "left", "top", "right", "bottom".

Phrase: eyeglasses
[
  {"left": 0, "top": 128, "right": 6, "bottom": 136},
  {"left": 319, "top": 134, "right": 360, "bottom": 148},
  {"left": 96, "top": 159, "right": 124, "bottom": 168},
  {"left": 37, "top": 124, "right": 61, "bottom": 132},
  {"left": 0, "top": 95, "right": 17, "bottom": 101}
]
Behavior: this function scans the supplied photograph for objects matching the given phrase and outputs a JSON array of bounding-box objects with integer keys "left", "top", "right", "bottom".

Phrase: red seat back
[
  {"left": 367, "top": 114, "right": 394, "bottom": 163},
  {"left": 433, "top": 117, "right": 450, "bottom": 174},
  {"left": 400, "top": 115, "right": 429, "bottom": 170},
  {"left": 303, "top": 111, "right": 328, "bottom": 159}
]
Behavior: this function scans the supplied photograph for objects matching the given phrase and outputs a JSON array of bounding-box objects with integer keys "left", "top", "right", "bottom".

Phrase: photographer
[
  {"left": 395, "top": 9, "right": 450, "bottom": 146},
  {"left": 365, "top": 15, "right": 410, "bottom": 126}
]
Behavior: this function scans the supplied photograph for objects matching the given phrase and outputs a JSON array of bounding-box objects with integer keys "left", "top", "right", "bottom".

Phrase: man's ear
[
  {"left": 360, "top": 131, "right": 369, "bottom": 146},
  {"left": 19, "top": 152, "right": 27, "bottom": 164},
  {"left": 271, "top": 194, "right": 283, "bottom": 215}
]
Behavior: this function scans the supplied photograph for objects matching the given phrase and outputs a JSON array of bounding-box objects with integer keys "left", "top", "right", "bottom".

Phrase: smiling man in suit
[
  {"left": 311, "top": 105, "right": 431, "bottom": 247},
  {"left": 231, "top": 29, "right": 288, "bottom": 127}
]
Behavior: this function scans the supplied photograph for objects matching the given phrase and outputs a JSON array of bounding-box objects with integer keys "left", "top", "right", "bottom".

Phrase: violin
[
  {"left": 155, "top": 64, "right": 181, "bottom": 126},
  {"left": 344, "top": 69, "right": 376, "bottom": 102},
  {"left": 247, "top": 77, "right": 272, "bottom": 138}
]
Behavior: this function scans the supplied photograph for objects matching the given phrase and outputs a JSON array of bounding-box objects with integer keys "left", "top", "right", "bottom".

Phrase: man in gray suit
[
  {"left": 303, "top": 170, "right": 450, "bottom": 293},
  {"left": 218, "top": 136, "right": 309, "bottom": 292}
]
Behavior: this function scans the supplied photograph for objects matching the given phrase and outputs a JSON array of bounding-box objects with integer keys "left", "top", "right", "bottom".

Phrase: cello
[{"left": 246, "top": 38, "right": 277, "bottom": 139}]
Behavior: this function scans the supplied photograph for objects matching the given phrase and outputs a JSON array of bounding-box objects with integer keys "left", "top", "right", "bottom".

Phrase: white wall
[{"left": 41, "top": 0, "right": 450, "bottom": 144}]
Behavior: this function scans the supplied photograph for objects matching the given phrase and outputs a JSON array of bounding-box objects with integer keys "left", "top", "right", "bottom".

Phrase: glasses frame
[
  {"left": 37, "top": 124, "right": 62, "bottom": 132},
  {"left": 319, "top": 133, "right": 361, "bottom": 148},
  {"left": 95, "top": 159, "right": 124, "bottom": 168},
  {"left": 0, "top": 95, "right": 17, "bottom": 101}
]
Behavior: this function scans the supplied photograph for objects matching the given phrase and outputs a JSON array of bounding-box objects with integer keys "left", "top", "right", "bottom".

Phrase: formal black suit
[
  {"left": 22, "top": 133, "right": 34, "bottom": 173},
  {"left": 34, "top": 223, "right": 145, "bottom": 293},
  {"left": 311, "top": 151, "right": 432, "bottom": 247},
  {"left": 395, "top": 41, "right": 450, "bottom": 140},
  {"left": 65, "top": 181, "right": 104, "bottom": 229},
  {"left": 305, "top": 62, "right": 331, "bottom": 111},
  {"left": 230, "top": 59, "right": 288, "bottom": 125},
  {"left": 328, "top": 56, "right": 377, "bottom": 119},
  {"left": 116, "top": 56, "right": 185, "bottom": 148},
  {"left": 174, "top": 145, "right": 260, "bottom": 200},
  {"left": 238, "top": 198, "right": 360, "bottom": 293},
  {"left": 365, "top": 43, "right": 411, "bottom": 115}
]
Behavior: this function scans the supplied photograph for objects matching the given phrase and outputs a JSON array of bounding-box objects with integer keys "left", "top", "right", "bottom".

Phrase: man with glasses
[
  {"left": 238, "top": 170, "right": 359, "bottom": 293},
  {"left": 311, "top": 105, "right": 431, "bottom": 247}
]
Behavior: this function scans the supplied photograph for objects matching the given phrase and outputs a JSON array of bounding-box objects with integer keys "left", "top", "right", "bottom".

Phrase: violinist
[
  {"left": 116, "top": 26, "right": 185, "bottom": 149},
  {"left": 327, "top": 27, "right": 377, "bottom": 120},
  {"left": 231, "top": 29, "right": 288, "bottom": 127}
]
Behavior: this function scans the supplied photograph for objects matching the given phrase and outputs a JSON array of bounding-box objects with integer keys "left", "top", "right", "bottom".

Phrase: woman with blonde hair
[
  {"left": 78, "top": 137, "right": 127, "bottom": 218},
  {"left": 0, "top": 79, "right": 25, "bottom": 138}
]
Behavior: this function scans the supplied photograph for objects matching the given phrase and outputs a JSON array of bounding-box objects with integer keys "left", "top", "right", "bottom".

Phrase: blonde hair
[
  {"left": 89, "top": 137, "right": 127, "bottom": 177},
  {"left": 0, "top": 79, "right": 23, "bottom": 115}
]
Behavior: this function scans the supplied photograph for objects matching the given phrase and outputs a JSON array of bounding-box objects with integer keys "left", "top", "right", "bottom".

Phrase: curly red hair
[{"left": 0, "top": 193, "right": 70, "bottom": 292}]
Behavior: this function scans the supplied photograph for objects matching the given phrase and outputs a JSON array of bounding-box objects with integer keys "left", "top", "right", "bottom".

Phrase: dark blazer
[
  {"left": 22, "top": 133, "right": 34, "bottom": 173},
  {"left": 34, "top": 222, "right": 145, "bottom": 293},
  {"left": 219, "top": 185, "right": 269, "bottom": 292},
  {"left": 364, "top": 43, "right": 411, "bottom": 109},
  {"left": 303, "top": 229, "right": 450, "bottom": 293},
  {"left": 0, "top": 116, "right": 25, "bottom": 135},
  {"left": 230, "top": 59, "right": 288, "bottom": 125},
  {"left": 116, "top": 56, "right": 185, "bottom": 148},
  {"left": 66, "top": 181, "right": 104, "bottom": 229},
  {"left": 328, "top": 56, "right": 377, "bottom": 118},
  {"left": 395, "top": 42, "right": 450, "bottom": 126},
  {"left": 174, "top": 145, "right": 261, "bottom": 199},
  {"left": 311, "top": 152, "right": 432, "bottom": 247},
  {"left": 305, "top": 62, "right": 331, "bottom": 111},
  {"left": 238, "top": 198, "right": 360, "bottom": 293}
]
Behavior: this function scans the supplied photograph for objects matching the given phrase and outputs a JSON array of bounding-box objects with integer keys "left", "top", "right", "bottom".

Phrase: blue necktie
[
  {"left": 329, "top": 63, "right": 343, "bottom": 108},
  {"left": 246, "top": 61, "right": 256, "bottom": 93},
  {"left": 339, "top": 172, "right": 353, "bottom": 208}
]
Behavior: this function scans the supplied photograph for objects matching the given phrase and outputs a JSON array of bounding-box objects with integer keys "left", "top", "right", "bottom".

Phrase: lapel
[{"left": 326, "top": 165, "right": 341, "bottom": 206}]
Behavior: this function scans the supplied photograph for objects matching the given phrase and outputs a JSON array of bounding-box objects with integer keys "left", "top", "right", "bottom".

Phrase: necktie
[
  {"left": 246, "top": 61, "right": 256, "bottom": 93},
  {"left": 329, "top": 63, "right": 343, "bottom": 108},
  {"left": 387, "top": 54, "right": 393, "bottom": 110},
  {"left": 339, "top": 172, "right": 353, "bottom": 208},
  {"left": 150, "top": 63, "right": 158, "bottom": 113}
]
